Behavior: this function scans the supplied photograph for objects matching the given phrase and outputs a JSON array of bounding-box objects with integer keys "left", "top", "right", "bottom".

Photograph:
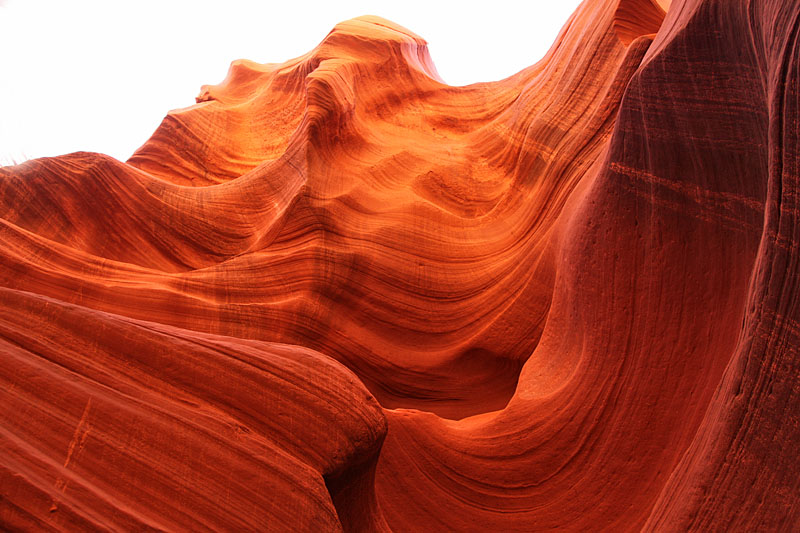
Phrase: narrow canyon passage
[{"left": 1, "top": 0, "right": 799, "bottom": 531}]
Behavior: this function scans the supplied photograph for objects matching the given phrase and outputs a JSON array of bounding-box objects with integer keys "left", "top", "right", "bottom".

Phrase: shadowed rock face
[{"left": 1, "top": 0, "right": 798, "bottom": 530}]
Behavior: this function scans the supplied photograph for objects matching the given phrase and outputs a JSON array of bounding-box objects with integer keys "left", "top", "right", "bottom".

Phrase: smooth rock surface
[{"left": 1, "top": 0, "right": 798, "bottom": 530}]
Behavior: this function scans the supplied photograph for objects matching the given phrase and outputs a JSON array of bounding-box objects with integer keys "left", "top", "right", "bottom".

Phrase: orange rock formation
[{"left": 1, "top": 0, "right": 799, "bottom": 530}]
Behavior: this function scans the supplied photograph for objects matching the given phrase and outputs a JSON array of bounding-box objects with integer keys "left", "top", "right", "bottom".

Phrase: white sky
[{"left": 0, "top": 0, "right": 582, "bottom": 165}]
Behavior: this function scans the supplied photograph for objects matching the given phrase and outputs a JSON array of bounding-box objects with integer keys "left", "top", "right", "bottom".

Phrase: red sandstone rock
[{"left": 1, "top": 0, "right": 798, "bottom": 530}]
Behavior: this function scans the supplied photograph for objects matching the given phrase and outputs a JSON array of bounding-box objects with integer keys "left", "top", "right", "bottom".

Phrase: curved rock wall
[{"left": 1, "top": 0, "right": 798, "bottom": 530}]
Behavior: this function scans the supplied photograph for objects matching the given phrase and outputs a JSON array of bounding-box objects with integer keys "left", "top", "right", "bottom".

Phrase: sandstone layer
[{"left": 1, "top": 0, "right": 799, "bottom": 530}]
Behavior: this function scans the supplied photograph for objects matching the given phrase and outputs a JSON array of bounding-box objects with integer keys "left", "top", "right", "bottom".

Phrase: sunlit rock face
[{"left": 2, "top": 0, "right": 799, "bottom": 530}]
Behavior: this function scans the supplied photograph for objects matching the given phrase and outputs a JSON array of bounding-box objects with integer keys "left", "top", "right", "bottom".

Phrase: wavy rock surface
[{"left": 1, "top": 0, "right": 799, "bottom": 530}]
